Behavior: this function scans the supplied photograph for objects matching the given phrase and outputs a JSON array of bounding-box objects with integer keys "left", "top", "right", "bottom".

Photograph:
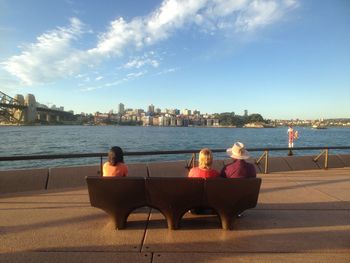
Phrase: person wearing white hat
[{"left": 220, "top": 142, "right": 256, "bottom": 178}]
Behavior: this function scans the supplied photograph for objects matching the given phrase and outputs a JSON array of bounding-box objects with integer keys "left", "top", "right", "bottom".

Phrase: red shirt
[
  {"left": 188, "top": 167, "right": 220, "bottom": 179},
  {"left": 220, "top": 159, "right": 256, "bottom": 179}
]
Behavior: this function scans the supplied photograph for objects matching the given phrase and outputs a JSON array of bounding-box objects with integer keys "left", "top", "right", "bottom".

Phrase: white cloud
[
  {"left": 125, "top": 71, "right": 147, "bottom": 79},
  {"left": 80, "top": 86, "right": 101, "bottom": 92},
  {"left": 154, "top": 67, "right": 179, "bottom": 76},
  {"left": 123, "top": 52, "right": 160, "bottom": 69},
  {"left": 235, "top": 0, "right": 299, "bottom": 32},
  {"left": 91, "top": 0, "right": 292, "bottom": 55},
  {"left": 1, "top": 18, "right": 86, "bottom": 85},
  {"left": 1, "top": 0, "right": 298, "bottom": 86}
]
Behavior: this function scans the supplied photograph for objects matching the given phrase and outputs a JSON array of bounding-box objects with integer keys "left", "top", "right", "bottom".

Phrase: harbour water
[{"left": 1, "top": 125, "right": 350, "bottom": 170}]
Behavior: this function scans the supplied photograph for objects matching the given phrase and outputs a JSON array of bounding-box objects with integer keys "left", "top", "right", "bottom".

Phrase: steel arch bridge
[
  {"left": 0, "top": 91, "right": 73, "bottom": 124},
  {"left": 0, "top": 91, "right": 24, "bottom": 124}
]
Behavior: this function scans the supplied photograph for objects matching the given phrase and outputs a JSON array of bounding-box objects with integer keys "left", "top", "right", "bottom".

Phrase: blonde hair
[{"left": 198, "top": 148, "right": 213, "bottom": 169}]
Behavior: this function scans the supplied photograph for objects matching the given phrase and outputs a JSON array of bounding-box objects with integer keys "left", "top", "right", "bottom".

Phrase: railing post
[
  {"left": 325, "top": 148, "right": 329, "bottom": 170},
  {"left": 193, "top": 153, "right": 196, "bottom": 168},
  {"left": 256, "top": 150, "right": 269, "bottom": 174},
  {"left": 100, "top": 156, "right": 103, "bottom": 176},
  {"left": 264, "top": 150, "right": 269, "bottom": 174},
  {"left": 313, "top": 149, "right": 329, "bottom": 170}
]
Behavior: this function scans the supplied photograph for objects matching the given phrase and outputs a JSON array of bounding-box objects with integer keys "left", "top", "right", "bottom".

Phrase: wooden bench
[{"left": 86, "top": 176, "right": 261, "bottom": 230}]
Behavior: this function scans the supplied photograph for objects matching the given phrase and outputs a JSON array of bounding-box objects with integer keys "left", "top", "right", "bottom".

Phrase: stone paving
[{"left": 0, "top": 168, "right": 349, "bottom": 262}]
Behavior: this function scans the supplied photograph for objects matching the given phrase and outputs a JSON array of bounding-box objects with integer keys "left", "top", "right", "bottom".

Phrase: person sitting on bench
[
  {"left": 188, "top": 148, "right": 219, "bottom": 215},
  {"left": 103, "top": 146, "right": 128, "bottom": 177},
  {"left": 221, "top": 142, "right": 256, "bottom": 179},
  {"left": 188, "top": 148, "right": 220, "bottom": 178}
]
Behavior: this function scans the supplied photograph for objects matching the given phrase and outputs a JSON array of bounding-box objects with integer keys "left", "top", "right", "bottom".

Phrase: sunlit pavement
[{"left": 1, "top": 168, "right": 349, "bottom": 262}]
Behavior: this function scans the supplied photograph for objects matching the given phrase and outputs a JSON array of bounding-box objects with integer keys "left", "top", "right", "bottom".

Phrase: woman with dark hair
[{"left": 103, "top": 146, "right": 128, "bottom": 177}]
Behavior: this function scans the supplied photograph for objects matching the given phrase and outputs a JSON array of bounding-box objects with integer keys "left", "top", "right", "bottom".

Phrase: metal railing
[{"left": 0, "top": 146, "right": 349, "bottom": 174}]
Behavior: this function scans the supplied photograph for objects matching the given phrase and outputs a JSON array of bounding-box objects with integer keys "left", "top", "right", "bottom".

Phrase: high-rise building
[
  {"left": 182, "top": 109, "right": 191, "bottom": 116},
  {"left": 193, "top": 109, "right": 200, "bottom": 116},
  {"left": 148, "top": 104, "right": 155, "bottom": 113},
  {"left": 118, "top": 103, "right": 125, "bottom": 114},
  {"left": 244, "top": 110, "right": 248, "bottom": 117}
]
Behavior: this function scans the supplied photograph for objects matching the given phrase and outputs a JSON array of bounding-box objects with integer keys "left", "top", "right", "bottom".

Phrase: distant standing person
[
  {"left": 103, "top": 146, "right": 128, "bottom": 177},
  {"left": 288, "top": 126, "right": 295, "bottom": 148},
  {"left": 287, "top": 125, "right": 299, "bottom": 155},
  {"left": 220, "top": 142, "right": 256, "bottom": 178},
  {"left": 188, "top": 148, "right": 220, "bottom": 178}
]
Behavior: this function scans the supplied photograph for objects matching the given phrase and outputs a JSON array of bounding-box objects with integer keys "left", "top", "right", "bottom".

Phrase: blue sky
[{"left": 0, "top": 0, "right": 349, "bottom": 119}]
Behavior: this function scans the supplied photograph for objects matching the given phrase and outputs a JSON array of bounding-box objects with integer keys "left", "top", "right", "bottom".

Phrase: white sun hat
[{"left": 226, "top": 142, "right": 250, "bottom": 160}]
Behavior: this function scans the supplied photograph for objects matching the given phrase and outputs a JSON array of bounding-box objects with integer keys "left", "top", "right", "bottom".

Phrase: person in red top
[
  {"left": 103, "top": 146, "right": 128, "bottom": 177},
  {"left": 188, "top": 148, "right": 219, "bottom": 215},
  {"left": 220, "top": 142, "right": 256, "bottom": 179},
  {"left": 188, "top": 148, "right": 219, "bottom": 178}
]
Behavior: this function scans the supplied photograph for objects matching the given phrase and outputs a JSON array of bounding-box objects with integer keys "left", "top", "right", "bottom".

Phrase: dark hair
[{"left": 108, "top": 146, "right": 124, "bottom": 166}]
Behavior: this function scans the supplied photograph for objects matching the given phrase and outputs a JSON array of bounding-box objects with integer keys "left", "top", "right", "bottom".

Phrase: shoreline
[{"left": 1, "top": 123, "right": 350, "bottom": 128}]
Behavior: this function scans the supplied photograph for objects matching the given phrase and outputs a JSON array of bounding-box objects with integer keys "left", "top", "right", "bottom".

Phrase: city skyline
[{"left": 1, "top": 0, "right": 349, "bottom": 120}]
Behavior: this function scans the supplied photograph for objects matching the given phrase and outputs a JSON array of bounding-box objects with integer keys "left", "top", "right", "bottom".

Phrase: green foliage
[{"left": 215, "top": 112, "right": 266, "bottom": 127}]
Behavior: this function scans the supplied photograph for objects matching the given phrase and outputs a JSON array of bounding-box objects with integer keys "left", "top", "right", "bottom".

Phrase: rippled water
[{"left": 1, "top": 125, "right": 349, "bottom": 170}]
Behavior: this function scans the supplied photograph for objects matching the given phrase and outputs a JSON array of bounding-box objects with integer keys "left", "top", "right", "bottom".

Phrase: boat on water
[
  {"left": 312, "top": 123, "right": 327, "bottom": 129},
  {"left": 243, "top": 122, "right": 276, "bottom": 128}
]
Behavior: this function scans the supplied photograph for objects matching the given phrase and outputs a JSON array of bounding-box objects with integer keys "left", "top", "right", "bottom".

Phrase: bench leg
[
  {"left": 112, "top": 211, "right": 129, "bottom": 230},
  {"left": 161, "top": 209, "right": 183, "bottom": 230},
  {"left": 218, "top": 211, "right": 235, "bottom": 230}
]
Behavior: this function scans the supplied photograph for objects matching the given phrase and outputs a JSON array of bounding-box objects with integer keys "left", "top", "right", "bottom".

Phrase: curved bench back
[
  {"left": 146, "top": 177, "right": 204, "bottom": 210},
  {"left": 86, "top": 176, "right": 262, "bottom": 230},
  {"left": 205, "top": 177, "right": 262, "bottom": 212},
  {"left": 86, "top": 176, "right": 147, "bottom": 215}
]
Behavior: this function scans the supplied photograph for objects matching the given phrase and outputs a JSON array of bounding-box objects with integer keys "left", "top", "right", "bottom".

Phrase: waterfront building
[
  {"left": 190, "top": 118, "right": 201, "bottom": 126},
  {"left": 118, "top": 103, "right": 125, "bottom": 114},
  {"left": 165, "top": 108, "right": 177, "bottom": 115},
  {"left": 147, "top": 104, "right": 155, "bottom": 113},
  {"left": 94, "top": 112, "right": 110, "bottom": 123},
  {"left": 170, "top": 117, "right": 176, "bottom": 126},
  {"left": 153, "top": 116, "right": 159, "bottom": 126},
  {"left": 142, "top": 116, "right": 153, "bottom": 126},
  {"left": 176, "top": 117, "right": 183, "bottom": 126},
  {"left": 155, "top": 108, "right": 161, "bottom": 114},
  {"left": 124, "top": 109, "right": 134, "bottom": 115},
  {"left": 133, "top": 108, "right": 144, "bottom": 115},
  {"left": 182, "top": 109, "right": 191, "bottom": 116},
  {"left": 193, "top": 109, "right": 200, "bottom": 116},
  {"left": 158, "top": 116, "right": 165, "bottom": 126},
  {"left": 213, "top": 119, "right": 219, "bottom": 126},
  {"left": 183, "top": 118, "right": 189, "bottom": 127}
]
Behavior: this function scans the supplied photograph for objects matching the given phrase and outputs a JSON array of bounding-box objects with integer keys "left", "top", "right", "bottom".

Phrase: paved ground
[{"left": 1, "top": 168, "right": 349, "bottom": 262}]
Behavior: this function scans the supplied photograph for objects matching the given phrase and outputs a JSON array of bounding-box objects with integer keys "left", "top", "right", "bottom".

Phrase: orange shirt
[
  {"left": 188, "top": 167, "right": 219, "bottom": 179},
  {"left": 103, "top": 162, "right": 128, "bottom": 177}
]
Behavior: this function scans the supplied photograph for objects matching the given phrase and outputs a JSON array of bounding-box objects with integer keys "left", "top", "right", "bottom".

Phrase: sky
[{"left": 0, "top": 0, "right": 349, "bottom": 120}]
